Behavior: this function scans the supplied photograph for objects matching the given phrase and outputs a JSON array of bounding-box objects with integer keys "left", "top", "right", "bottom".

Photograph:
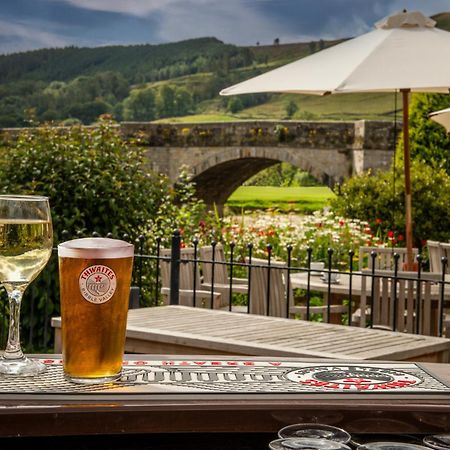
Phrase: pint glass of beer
[{"left": 58, "top": 237, "right": 134, "bottom": 384}]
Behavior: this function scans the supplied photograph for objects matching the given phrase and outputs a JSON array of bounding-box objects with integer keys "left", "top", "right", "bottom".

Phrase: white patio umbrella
[
  {"left": 430, "top": 107, "right": 450, "bottom": 134},
  {"left": 220, "top": 10, "right": 450, "bottom": 267}
]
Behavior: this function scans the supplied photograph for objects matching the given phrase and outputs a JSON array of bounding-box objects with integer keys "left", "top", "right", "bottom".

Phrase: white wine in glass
[{"left": 0, "top": 195, "right": 53, "bottom": 376}]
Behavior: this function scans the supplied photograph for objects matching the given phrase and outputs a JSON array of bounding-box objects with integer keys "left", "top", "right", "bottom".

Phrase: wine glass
[{"left": 0, "top": 195, "right": 53, "bottom": 376}]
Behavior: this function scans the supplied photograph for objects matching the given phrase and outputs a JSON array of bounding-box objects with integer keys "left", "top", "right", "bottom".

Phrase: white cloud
[
  {"left": 54, "top": 0, "right": 282, "bottom": 45},
  {"left": 146, "top": 0, "right": 283, "bottom": 45},
  {"left": 59, "top": 0, "right": 187, "bottom": 16},
  {"left": 0, "top": 19, "right": 71, "bottom": 54}
]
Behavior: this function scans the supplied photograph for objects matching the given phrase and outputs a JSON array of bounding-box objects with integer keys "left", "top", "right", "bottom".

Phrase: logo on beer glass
[{"left": 79, "top": 265, "right": 117, "bottom": 304}]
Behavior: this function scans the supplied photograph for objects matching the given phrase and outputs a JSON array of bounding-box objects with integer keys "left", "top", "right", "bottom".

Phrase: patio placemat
[{"left": 0, "top": 359, "right": 449, "bottom": 395}]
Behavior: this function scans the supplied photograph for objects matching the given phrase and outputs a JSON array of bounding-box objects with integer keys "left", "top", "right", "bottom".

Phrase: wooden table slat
[{"left": 52, "top": 305, "right": 450, "bottom": 362}]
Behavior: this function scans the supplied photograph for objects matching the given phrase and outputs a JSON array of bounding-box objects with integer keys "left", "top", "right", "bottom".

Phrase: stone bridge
[{"left": 122, "top": 120, "right": 396, "bottom": 210}]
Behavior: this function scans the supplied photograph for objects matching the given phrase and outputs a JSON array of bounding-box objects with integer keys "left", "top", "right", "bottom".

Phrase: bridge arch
[
  {"left": 190, "top": 146, "right": 350, "bottom": 210},
  {"left": 124, "top": 120, "right": 396, "bottom": 211}
]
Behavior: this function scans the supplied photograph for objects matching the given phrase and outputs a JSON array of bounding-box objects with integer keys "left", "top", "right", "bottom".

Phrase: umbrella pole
[{"left": 402, "top": 88, "right": 414, "bottom": 269}]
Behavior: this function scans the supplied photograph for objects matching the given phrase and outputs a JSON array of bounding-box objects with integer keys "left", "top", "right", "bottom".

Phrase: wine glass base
[{"left": 0, "top": 356, "right": 46, "bottom": 376}]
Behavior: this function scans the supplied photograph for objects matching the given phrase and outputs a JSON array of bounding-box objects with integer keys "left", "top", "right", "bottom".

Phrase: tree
[
  {"left": 122, "top": 87, "right": 156, "bottom": 121},
  {"left": 174, "top": 88, "right": 193, "bottom": 116},
  {"left": 285, "top": 100, "right": 298, "bottom": 118},
  {"left": 273, "top": 38, "right": 280, "bottom": 45},
  {"left": 227, "top": 97, "right": 244, "bottom": 113},
  {"left": 156, "top": 85, "right": 175, "bottom": 118},
  {"left": 396, "top": 93, "right": 450, "bottom": 174},
  {"left": 331, "top": 92, "right": 450, "bottom": 245},
  {"left": 64, "top": 99, "right": 111, "bottom": 124}
]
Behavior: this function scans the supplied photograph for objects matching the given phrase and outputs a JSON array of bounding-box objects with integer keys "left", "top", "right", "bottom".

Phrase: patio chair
[
  {"left": 160, "top": 248, "right": 222, "bottom": 309},
  {"left": 357, "top": 269, "right": 442, "bottom": 336},
  {"left": 247, "top": 257, "right": 346, "bottom": 321},
  {"left": 199, "top": 244, "right": 248, "bottom": 307},
  {"left": 426, "top": 240, "right": 444, "bottom": 273},
  {"left": 358, "top": 246, "right": 418, "bottom": 271}
]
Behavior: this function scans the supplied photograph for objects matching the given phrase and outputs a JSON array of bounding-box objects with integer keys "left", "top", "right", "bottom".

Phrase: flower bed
[{"left": 197, "top": 210, "right": 390, "bottom": 270}]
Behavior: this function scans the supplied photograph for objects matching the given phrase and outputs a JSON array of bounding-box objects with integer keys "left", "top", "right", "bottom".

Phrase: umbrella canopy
[
  {"left": 221, "top": 10, "right": 450, "bottom": 267},
  {"left": 430, "top": 107, "right": 450, "bottom": 134}
]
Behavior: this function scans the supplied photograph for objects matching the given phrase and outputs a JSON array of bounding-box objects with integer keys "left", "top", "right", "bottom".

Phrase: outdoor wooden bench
[{"left": 51, "top": 305, "right": 450, "bottom": 362}]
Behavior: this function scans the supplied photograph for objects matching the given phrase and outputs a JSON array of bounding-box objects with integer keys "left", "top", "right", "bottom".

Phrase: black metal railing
[{"left": 1, "top": 230, "right": 449, "bottom": 352}]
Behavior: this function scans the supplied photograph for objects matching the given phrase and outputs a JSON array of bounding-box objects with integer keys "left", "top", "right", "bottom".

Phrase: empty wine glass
[
  {"left": 423, "top": 435, "right": 450, "bottom": 450},
  {"left": 269, "top": 437, "right": 351, "bottom": 450},
  {"left": 357, "top": 442, "right": 431, "bottom": 450},
  {"left": 278, "top": 423, "right": 351, "bottom": 443},
  {"left": 0, "top": 195, "right": 53, "bottom": 376}
]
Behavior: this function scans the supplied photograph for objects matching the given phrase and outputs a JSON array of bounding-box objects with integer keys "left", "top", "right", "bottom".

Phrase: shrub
[
  {"left": 0, "top": 118, "right": 162, "bottom": 241},
  {"left": 0, "top": 118, "right": 207, "bottom": 349},
  {"left": 330, "top": 160, "right": 450, "bottom": 245}
]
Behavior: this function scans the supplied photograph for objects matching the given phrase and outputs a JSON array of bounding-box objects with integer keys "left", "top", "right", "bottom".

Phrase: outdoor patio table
[
  {"left": 52, "top": 305, "right": 450, "bottom": 362},
  {"left": 290, "top": 271, "right": 367, "bottom": 324},
  {"left": 0, "top": 354, "right": 448, "bottom": 443},
  {"left": 290, "top": 271, "right": 450, "bottom": 327}
]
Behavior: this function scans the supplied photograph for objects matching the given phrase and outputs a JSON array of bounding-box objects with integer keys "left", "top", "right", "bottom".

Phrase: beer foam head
[{"left": 58, "top": 237, "right": 134, "bottom": 259}]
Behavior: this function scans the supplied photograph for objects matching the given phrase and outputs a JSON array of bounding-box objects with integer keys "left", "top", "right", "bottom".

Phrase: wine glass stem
[{"left": 4, "top": 289, "right": 24, "bottom": 360}]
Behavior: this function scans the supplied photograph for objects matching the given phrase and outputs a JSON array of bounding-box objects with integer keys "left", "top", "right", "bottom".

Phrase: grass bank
[{"left": 226, "top": 186, "right": 335, "bottom": 213}]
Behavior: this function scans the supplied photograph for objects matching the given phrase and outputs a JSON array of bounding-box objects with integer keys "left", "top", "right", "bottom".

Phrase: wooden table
[
  {"left": 52, "top": 305, "right": 450, "bottom": 362},
  {"left": 291, "top": 271, "right": 367, "bottom": 296},
  {"left": 0, "top": 354, "right": 449, "bottom": 442}
]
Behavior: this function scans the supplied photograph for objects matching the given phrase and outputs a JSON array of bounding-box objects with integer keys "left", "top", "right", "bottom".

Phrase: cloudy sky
[{"left": 1, "top": 0, "right": 449, "bottom": 54}]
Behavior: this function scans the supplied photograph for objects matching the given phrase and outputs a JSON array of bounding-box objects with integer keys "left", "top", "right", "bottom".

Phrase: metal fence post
[{"left": 170, "top": 230, "right": 181, "bottom": 305}]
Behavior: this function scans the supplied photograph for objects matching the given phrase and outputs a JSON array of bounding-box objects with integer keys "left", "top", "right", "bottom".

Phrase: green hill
[{"left": 0, "top": 12, "right": 448, "bottom": 127}]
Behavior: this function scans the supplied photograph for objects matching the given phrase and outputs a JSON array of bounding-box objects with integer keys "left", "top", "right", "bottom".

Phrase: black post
[
  {"left": 369, "top": 251, "right": 377, "bottom": 328},
  {"left": 229, "top": 242, "right": 235, "bottom": 312},
  {"left": 137, "top": 234, "right": 145, "bottom": 306},
  {"left": 415, "top": 254, "right": 423, "bottom": 335},
  {"left": 170, "top": 230, "right": 181, "bottom": 305},
  {"left": 326, "top": 248, "right": 333, "bottom": 323},
  {"left": 392, "top": 253, "right": 400, "bottom": 331},
  {"left": 210, "top": 241, "right": 217, "bottom": 309},
  {"left": 348, "top": 250, "right": 354, "bottom": 326},
  {"left": 155, "top": 237, "right": 161, "bottom": 307},
  {"left": 306, "top": 247, "right": 312, "bottom": 321},
  {"left": 247, "top": 243, "right": 253, "bottom": 315},
  {"left": 193, "top": 238, "right": 199, "bottom": 308},
  {"left": 439, "top": 256, "right": 447, "bottom": 337},
  {"left": 266, "top": 244, "right": 272, "bottom": 317},
  {"left": 286, "top": 245, "right": 292, "bottom": 319}
]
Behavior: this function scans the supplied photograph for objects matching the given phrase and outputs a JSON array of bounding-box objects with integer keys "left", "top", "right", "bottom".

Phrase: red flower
[
  {"left": 375, "top": 218, "right": 382, "bottom": 224},
  {"left": 387, "top": 230, "right": 395, "bottom": 238},
  {"left": 339, "top": 220, "right": 345, "bottom": 226},
  {"left": 397, "top": 234, "right": 404, "bottom": 241}
]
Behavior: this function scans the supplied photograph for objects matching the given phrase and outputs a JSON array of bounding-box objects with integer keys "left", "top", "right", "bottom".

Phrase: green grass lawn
[{"left": 226, "top": 186, "right": 335, "bottom": 213}]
